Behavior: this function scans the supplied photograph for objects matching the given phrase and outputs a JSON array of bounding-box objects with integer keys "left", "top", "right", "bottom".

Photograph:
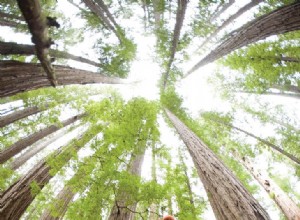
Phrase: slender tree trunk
[
  {"left": 108, "top": 153, "right": 145, "bottom": 220},
  {"left": 0, "top": 128, "right": 97, "bottom": 220},
  {"left": 0, "top": 61, "right": 122, "bottom": 98},
  {"left": 149, "top": 145, "right": 158, "bottom": 220},
  {"left": 0, "top": 11, "right": 24, "bottom": 21},
  {"left": 165, "top": 109, "right": 270, "bottom": 220},
  {"left": 209, "top": 0, "right": 235, "bottom": 23},
  {"left": 271, "top": 84, "right": 300, "bottom": 94},
  {"left": 40, "top": 186, "right": 74, "bottom": 220},
  {"left": 16, "top": 0, "right": 58, "bottom": 86},
  {"left": 199, "top": 0, "right": 263, "bottom": 50},
  {"left": 0, "top": 41, "right": 100, "bottom": 67},
  {"left": 0, "top": 19, "right": 21, "bottom": 28},
  {"left": 0, "top": 114, "right": 85, "bottom": 164},
  {"left": 236, "top": 90, "right": 300, "bottom": 99},
  {"left": 236, "top": 153, "right": 300, "bottom": 220},
  {"left": 152, "top": 0, "right": 162, "bottom": 30},
  {"left": 185, "top": 2, "right": 300, "bottom": 77},
  {"left": 0, "top": 106, "right": 41, "bottom": 128},
  {"left": 9, "top": 126, "right": 71, "bottom": 170},
  {"left": 163, "top": 0, "right": 188, "bottom": 89},
  {"left": 210, "top": 118, "right": 300, "bottom": 165}
]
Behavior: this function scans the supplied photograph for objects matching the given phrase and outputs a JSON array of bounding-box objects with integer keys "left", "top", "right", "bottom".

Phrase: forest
[{"left": 0, "top": 0, "right": 300, "bottom": 219}]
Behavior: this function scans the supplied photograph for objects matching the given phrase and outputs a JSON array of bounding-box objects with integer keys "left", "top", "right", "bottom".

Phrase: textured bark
[
  {"left": 165, "top": 109, "right": 270, "bottom": 220},
  {"left": 0, "top": 41, "right": 100, "bottom": 67},
  {"left": 0, "top": 129, "right": 95, "bottom": 220},
  {"left": 40, "top": 186, "right": 74, "bottom": 220},
  {"left": 108, "top": 153, "right": 145, "bottom": 220},
  {"left": 0, "top": 18, "right": 20, "bottom": 28},
  {"left": 0, "top": 114, "right": 85, "bottom": 164},
  {"left": 209, "top": 0, "right": 235, "bottom": 22},
  {"left": 185, "top": 2, "right": 300, "bottom": 77},
  {"left": 0, "top": 61, "right": 122, "bottom": 98},
  {"left": 16, "top": 0, "right": 57, "bottom": 86},
  {"left": 199, "top": 0, "right": 263, "bottom": 50},
  {"left": 237, "top": 154, "right": 300, "bottom": 220},
  {"left": 0, "top": 106, "right": 41, "bottom": 128},
  {"left": 10, "top": 127, "right": 69, "bottom": 170},
  {"left": 163, "top": 0, "right": 188, "bottom": 89}
]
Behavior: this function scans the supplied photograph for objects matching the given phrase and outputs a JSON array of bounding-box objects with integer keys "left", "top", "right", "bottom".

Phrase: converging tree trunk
[
  {"left": 163, "top": 0, "right": 188, "bottom": 89},
  {"left": 16, "top": 0, "right": 58, "bottom": 86},
  {"left": 199, "top": 0, "right": 263, "bottom": 50},
  {"left": 0, "top": 61, "right": 122, "bottom": 98},
  {"left": 108, "top": 152, "right": 145, "bottom": 220},
  {"left": 0, "top": 114, "right": 85, "bottom": 164},
  {"left": 165, "top": 109, "right": 270, "bottom": 220},
  {"left": 0, "top": 41, "right": 101, "bottom": 67},
  {"left": 236, "top": 154, "right": 300, "bottom": 220},
  {"left": 185, "top": 2, "right": 300, "bottom": 77},
  {"left": 209, "top": 0, "right": 235, "bottom": 23}
]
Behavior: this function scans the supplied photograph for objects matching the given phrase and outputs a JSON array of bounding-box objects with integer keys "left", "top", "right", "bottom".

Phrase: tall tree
[
  {"left": 185, "top": 1, "right": 300, "bottom": 77},
  {"left": 165, "top": 109, "right": 270, "bottom": 220},
  {"left": 209, "top": 0, "right": 235, "bottom": 22}
]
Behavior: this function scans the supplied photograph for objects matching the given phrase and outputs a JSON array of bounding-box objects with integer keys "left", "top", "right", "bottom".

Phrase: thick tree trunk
[
  {"left": 0, "top": 114, "right": 85, "bottom": 164},
  {"left": 165, "top": 109, "right": 270, "bottom": 220},
  {"left": 209, "top": 0, "right": 235, "bottom": 22},
  {"left": 0, "top": 41, "right": 100, "bottom": 67},
  {"left": 9, "top": 126, "right": 70, "bottom": 170},
  {"left": 163, "top": 0, "right": 188, "bottom": 89},
  {"left": 185, "top": 2, "right": 300, "bottom": 77},
  {"left": 108, "top": 153, "right": 145, "bottom": 220},
  {"left": 40, "top": 186, "right": 74, "bottom": 220},
  {"left": 199, "top": 0, "right": 263, "bottom": 50},
  {"left": 0, "top": 61, "right": 122, "bottom": 98},
  {"left": 237, "top": 154, "right": 300, "bottom": 220},
  {"left": 0, "top": 106, "right": 41, "bottom": 128},
  {"left": 0, "top": 128, "right": 96, "bottom": 220},
  {"left": 16, "top": 0, "right": 57, "bottom": 86}
]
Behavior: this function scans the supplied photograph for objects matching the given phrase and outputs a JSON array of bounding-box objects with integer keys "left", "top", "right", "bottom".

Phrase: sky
[{"left": 0, "top": 0, "right": 300, "bottom": 219}]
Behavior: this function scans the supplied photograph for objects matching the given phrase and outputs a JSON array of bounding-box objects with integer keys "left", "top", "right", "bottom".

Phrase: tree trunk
[
  {"left": 0, "top": 19, "right": 21, "bottom": 28},
  {"left": 236, "top": 90, "right": 300, "bottom": 99},
  {"left": 185, "top": 2, "right": 300, "bottom": 77},
  {"left": 0, "top": 41, "right": 100, "bottom": 67},
  {"left": 209, "top": 0, "right": 235, "bottom": 23},
  {"left": 0, "top": 106, "right": 41, "bottom": 128},
  {"left": 236, "top": 154, "right": 300, "bottom": 220},
  {"left": 163, "top": 0, "right": 188, "bottom": 89},
  {"left": 16, "top": 0, "right": 57, "bottom": 86},
  {"left": 0, "top": 128, "right": 96, "bottom": 220},
  {"left": 9, "top": 126, "right": 70, "bottom": 170},
  {"left": 108, "top": 153, "right": 145, "bottom": 220},
  {"left": 39, "top": 186, "right": 74, "bottom": 220},
  {"left": 149, "top": 145, "right": 158, "bottom": 220},
  {"left": 199, "top": 0, "right": 263, "bottom": 50},
  {"left": 0, "top": 11, "right": 24, "bottom": 21},
  {"left": 165, "top": 109, "right": 270, "bottom": 220},
  {"left": 0, "top": 61, "right": 122, "bottom": 98},
  {"left": 271, "top": 84, "right": 300, "bottom": 94},
  {"left": 0, "top": 114, "right": 85, "bottom": 164}
]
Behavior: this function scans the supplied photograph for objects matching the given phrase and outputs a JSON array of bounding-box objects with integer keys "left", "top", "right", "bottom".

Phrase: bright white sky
[{"left": 1, "top": 0, "right": 300, "bottom": 219}]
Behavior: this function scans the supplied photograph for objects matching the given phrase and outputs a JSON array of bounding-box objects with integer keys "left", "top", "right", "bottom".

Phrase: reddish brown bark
[
  {"left": 16, "top": 0, "right": 57, "bottom": 86},
  {"left": 165, "top": 109, "right": 270, "bottom": 220},
  {"left": 237, "top": 154, "right": 300, "bottom": 220},
  {"left": 0, "top": 106, "right": 41, "bottom": 128},
  {"left": 0, "top": 114, "right": 85, "bottom": 164},
  {"left": 185, "top": 2, "right": 300, "bottom": 77},
  {"left": 0, "top": 61, "right": 122, "bottom": 98},
  {"left": 163, "top": 0, "right": 188, "bottom": 89},
  {"left": 0, "top": 41, "right": 100, "bottom": 67}
]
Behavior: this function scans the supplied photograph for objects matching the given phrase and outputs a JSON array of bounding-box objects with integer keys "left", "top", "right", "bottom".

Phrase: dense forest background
[{"left": 0, "top": 0, "right": 300, "bottom": 219}]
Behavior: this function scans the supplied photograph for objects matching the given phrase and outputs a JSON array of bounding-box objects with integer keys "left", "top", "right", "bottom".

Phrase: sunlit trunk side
[
  {"left": 0, "top": 42, "right": 100, "bottom": 67},
  {"left": 16, "top": 0, "right": 57, "bottom": 86},
  {"left": 185, "top": 2, "right": 300, "bottom": 77},
  {"left": 108, "top": 153, "right": 145, "bottom": 220},
  {"left": 199, "top": 0, "right": 263, "bottom": 50},
  {"left": 0, "top": 61, "right": 122, "bottom": 98},
  {"left": 165, "top": 109, "right": 270, "bottom": 220},
  {"left": 163, "top": 0, "right": 188, "bottom": 89},
  {"left": 40, "top": 186, "right": 74, "bottom": 220},
  {"left": 235, "top": 153, "right": 300, "bottom": 220},
  {"left": 0, "top": 114, "right": 85, "bottom": 164},
  {"left": 0, "top": 106, "right": 41, "bottom": 128},
  {"left": 209, "top": 0, "right": 235, "bottom": 22},
  {"left": 0, "top": 127, "right": 98, "bottom": 220}
]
